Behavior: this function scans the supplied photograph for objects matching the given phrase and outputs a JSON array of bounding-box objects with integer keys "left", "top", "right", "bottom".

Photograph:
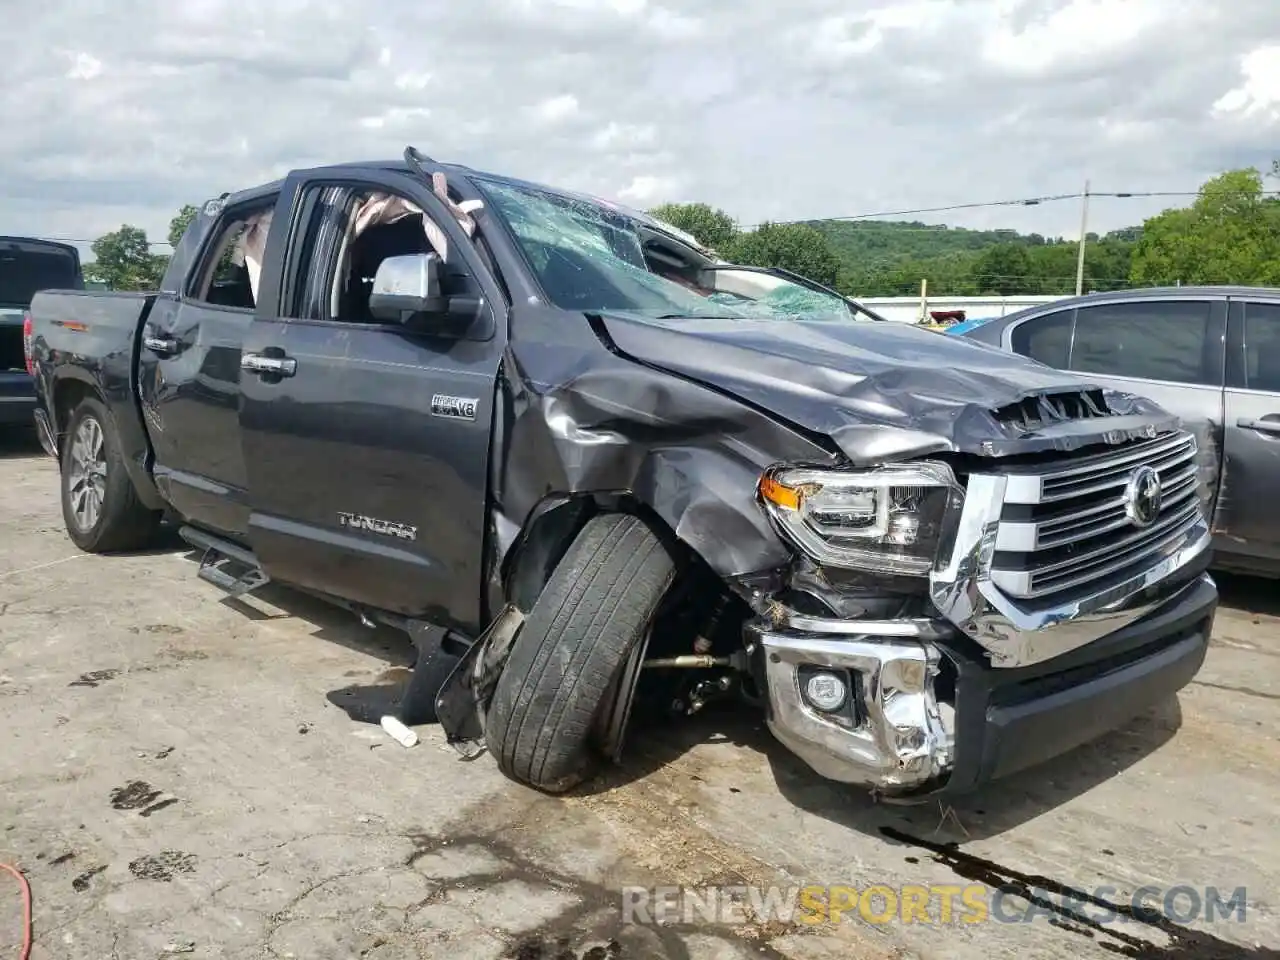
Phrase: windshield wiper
[{"left": 654, "top": 313, "right": 743, "bottom": 320}]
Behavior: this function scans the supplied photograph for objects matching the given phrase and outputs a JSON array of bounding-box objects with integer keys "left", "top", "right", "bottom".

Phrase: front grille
[{"left": 987, "top": 432, "right": 1203, "bottom": 602}]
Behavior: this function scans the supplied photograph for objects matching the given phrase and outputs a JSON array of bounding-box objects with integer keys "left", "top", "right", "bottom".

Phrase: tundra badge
[
  {"left": 431, "top": 394, "right": 478, "bottom": 421},
  {"left": 338, "top": 513, "right": 418, "bottom": 541}
]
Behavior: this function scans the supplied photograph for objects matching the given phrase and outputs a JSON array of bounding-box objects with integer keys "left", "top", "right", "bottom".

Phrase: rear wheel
[
  {"left": 60, "top": 397, "right": 161, "bottom": 552},
  {"left": 486, "top": 513, "right": 676, "bottom": 793}
]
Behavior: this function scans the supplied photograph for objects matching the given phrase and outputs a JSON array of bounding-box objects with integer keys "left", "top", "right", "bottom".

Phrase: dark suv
[{"left": 1, "top": 237, "right": 84, "bottom": 430}]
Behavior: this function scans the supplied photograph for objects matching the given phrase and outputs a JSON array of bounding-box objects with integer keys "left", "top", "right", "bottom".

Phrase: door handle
[
  {"left": 143, "top": 334, "right": 179, "bottom": 355},
  {"left": 241, "top": 353, "right": 297, "bottom": 377},
  {"left": 1236, "top": 416, "right": 1280, "bottom": 435}
]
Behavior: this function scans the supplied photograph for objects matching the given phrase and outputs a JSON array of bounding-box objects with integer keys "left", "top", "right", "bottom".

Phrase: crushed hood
[{"left": 596, "top": 313, "right": 1174, "bottom": 461}]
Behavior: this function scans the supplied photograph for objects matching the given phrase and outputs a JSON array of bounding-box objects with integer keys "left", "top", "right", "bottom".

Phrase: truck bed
[{"left": 28, "top": 289, "right": 159, "bottom": 497}]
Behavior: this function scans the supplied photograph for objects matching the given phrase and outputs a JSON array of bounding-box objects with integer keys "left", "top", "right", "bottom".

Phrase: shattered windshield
[
  {"left": 692, "top": 267, "right": 858, "bottom": 321},
  {"left": 477, "top": 178, "right": 741, "bottom": 319},
  {"left": 476, "top": 178, "right": 862, "bottom": 322}
]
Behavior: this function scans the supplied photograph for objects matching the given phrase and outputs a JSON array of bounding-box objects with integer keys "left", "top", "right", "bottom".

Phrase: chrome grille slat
[
  {"left": 1028, "top": 508, "right": 1201, "bottom": 596},
  {"left": 986, "top": 430, "right": 1205, "bottom": 603},
  {"left": 1035, "top": 475, "right": 1197, "bottom": 549},
  {"left": 1037, "top": 472, "right": 1194, "bottom": 541},
  {"left": 1030, "top": 498, "right": 1200, "bottom": 585},
  {"left": 1040, "top": 432, "right": 1191, "bottom": 486},
  {"left": 1002, "top": 433, "right": 1194, "bottom": 505},
  {"left": 1013, "top": 467, "right": 1198, "bottom": 550},
  {"left": 1040, "top": 437, "right": 1196, "bottom": 502}
]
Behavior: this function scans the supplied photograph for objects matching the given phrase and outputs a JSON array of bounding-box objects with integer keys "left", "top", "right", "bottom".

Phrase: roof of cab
[
  {"left": 214, "top": 159, "right": 715, "bottom": 256},
  {"left": 0, "top": 236, "right": 80, "bottom": 256}
]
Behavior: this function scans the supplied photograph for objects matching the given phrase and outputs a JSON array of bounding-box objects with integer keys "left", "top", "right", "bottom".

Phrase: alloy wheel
[{"left": 67, "top": 416, "right": 107, "bottom": 532}]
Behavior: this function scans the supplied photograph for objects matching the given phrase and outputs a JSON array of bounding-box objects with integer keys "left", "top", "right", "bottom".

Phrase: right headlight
[{"left": 757, "top": 461, "right": 964, "bottom": 576}]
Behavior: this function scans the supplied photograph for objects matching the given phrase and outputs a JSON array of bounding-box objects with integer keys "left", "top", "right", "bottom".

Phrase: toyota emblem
[{"left": 1123, "top": 465, "right": 1163, "bottom": 528}]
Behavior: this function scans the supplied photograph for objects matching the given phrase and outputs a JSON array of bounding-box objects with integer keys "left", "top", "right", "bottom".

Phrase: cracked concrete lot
[{"left": 1, "top": 433, "right": 1277, "bottom": 959}]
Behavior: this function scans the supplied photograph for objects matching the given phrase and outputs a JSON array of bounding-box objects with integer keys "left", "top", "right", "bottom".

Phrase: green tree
[
  {"left": 725, "top": 222, "right": 841, "bottom": 287},
  {"left": 648, "top": 202, "right": 738, "bottom": 251},
  {"left": 969, "top": 243, "right": 1032, "bottom": 295},
  {"left": 168, "top": 204, "right": 199, "bottom": 248},
  {"left": 84, "top": 226, "right": 167, "bottom": 291},
  {"left": 851, "top": 252, "right": 979, "bottom": 297},
  {"left": 1129, "top": 167, "right": 1280, "bottom": 286}
]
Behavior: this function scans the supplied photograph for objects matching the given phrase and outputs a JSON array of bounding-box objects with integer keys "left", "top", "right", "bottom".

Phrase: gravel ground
[{"left": 1, "top": 433, "right": 1276, "bottom": 960}]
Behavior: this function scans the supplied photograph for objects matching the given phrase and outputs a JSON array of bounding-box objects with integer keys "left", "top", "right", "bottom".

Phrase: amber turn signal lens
[{"left": 758, "top": 473, "right": 802, "bottom": 510}]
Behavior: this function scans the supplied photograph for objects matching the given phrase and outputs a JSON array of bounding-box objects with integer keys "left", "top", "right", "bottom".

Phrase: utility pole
[{"left": 1074, "top": 180, "right": 1090, "bottom": 296}]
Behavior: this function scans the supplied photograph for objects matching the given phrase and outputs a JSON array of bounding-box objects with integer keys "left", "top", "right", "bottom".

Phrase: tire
[
  {"left": 487, "top": 513, "right": 676, "bottom": 793},
  {"left": 60, "top": 396, "right": 161, "bottom": 553}
]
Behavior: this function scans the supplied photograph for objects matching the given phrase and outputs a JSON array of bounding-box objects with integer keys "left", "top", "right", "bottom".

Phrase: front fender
[{"left": 489, "top": 346, "right": 838, "bottom": 595}]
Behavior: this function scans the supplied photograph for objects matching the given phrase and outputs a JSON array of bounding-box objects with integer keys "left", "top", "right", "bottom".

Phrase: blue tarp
[{"left": 942, "top": 315, "right": 999, "bottom": 335}]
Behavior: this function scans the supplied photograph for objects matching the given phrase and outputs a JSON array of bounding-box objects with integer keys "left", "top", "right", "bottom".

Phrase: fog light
[{"left": 803, "top": 671, "right": 848, "bottom": 712}]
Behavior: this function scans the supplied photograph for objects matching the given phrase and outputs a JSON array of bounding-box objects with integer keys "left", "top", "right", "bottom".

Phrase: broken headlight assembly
[{"left": 757, "top": 462, "right": 964, "bottom": 576}]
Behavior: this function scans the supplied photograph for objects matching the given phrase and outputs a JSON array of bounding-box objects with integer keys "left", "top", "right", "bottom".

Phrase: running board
[{"left": 179, "top": 526, "right": 270, "bottom": 598}]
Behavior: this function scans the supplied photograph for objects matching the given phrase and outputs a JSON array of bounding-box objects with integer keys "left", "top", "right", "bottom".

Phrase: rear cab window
[{"left": 185, "top": 203, "right": 277, "bottom": 311}]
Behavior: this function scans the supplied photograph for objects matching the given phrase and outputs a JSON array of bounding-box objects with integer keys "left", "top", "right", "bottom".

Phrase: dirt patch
[
  {"left": 71, "top": 865, "right": 107, "bottom": 892},
  {"left": 128, "top": 851, "right": 197, "bottom": 882},
  {"left": 69, "top": 669, "right": 120, "bottom": 688}
]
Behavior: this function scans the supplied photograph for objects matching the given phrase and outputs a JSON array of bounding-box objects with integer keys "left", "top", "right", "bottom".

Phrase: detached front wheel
[
  {"left": 60, "top": 397, "right": 161, "bottom": 553},
  {"left": 486, "top": 513, "right": 676, "bottom": 793}
]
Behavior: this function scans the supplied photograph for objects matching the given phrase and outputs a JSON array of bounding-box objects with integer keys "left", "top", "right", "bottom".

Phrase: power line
[
  {"left": 29, "top": 236, "right": 173, "bottom": 247},
  {"left": 746, "top": 189, "right": 1280, "bottom": 229},
  {"left": 29, "top": 185, "right": 1280, "bottom": 249}
]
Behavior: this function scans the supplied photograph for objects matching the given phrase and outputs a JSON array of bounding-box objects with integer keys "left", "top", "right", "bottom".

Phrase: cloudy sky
[{"left": 2, "top": 0, "right": 1279, "bottom": 260}]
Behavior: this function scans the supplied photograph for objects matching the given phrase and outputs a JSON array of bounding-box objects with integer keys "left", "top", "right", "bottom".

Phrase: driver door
[{"left": 238, "top": 169, "right": 508, "bottom": 629}]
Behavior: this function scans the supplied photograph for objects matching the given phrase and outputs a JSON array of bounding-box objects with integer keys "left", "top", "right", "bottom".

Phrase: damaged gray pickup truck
[{"left": 28, "top": 147, "right": 1217, "bottom": 800}]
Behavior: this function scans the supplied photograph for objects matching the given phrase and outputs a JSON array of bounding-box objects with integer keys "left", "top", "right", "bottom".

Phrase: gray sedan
[{"left": 953, "top": 286, "right": 1280, "bottom": 579}]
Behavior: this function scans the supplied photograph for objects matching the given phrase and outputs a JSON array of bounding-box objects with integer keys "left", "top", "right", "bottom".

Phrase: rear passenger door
[
  {"left": 1220, "top": 297, "right": 1280, "bottom": 569},
  {"left": 138, "top": 193, "right": 280, "bottom": 538}
]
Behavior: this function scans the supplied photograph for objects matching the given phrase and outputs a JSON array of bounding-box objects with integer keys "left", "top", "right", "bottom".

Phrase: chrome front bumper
[
  {"left": 751, "top": 569, "right": 1217, "bottom": 796},
  {"left": 747, "top": 612, "right": 957, "bottom": 793},
  {"left": 749, "top": 429, "right": 1218, "bottom": 794}
]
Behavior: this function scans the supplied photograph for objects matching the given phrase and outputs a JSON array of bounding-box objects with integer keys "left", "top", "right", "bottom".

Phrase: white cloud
[
  {"left": 65, "top": 51, "right": 103, "bottom": 81},
  {"left": 981, "top": 0, "right": 1173, "bottom": 76},
  {"left": 590, "top": 122, "right": 657, "bottom": 151},
  {"left": 394, "top": 71, "right": 431, "bottom": 91},
  {"left": 1214, "top": 45, "right": 1280, "bottom": 120},
  {"left": 618, "top": 174, "right": 677, "bottom": 204},
  {"left": 809, "top": 3, "right": 952, "bottom": 64},
  {"left": 530, "top": 94, "right": 580, "bottom": 125},
  {"left": 358, "top": 107, "right": 432, "bottom": 129},
  {"left": 0, "top": 0, "right": 1278, "bottom": 260}
]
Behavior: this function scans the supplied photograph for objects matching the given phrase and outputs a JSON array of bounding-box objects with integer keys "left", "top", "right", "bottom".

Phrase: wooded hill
[{"left": 807, "top": 219, "right": 1139, "bottom": 297}]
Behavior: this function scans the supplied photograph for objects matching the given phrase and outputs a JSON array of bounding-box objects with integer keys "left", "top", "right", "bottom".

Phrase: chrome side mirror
[{"left": 368, "top": 253, "right": 446, "bottom": 323}]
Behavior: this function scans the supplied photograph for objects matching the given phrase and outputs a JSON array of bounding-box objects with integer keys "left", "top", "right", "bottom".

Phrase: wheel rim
[
  {"left": 595, "top": 626, "right": 651, "bottom": 763},
  {"left": 67, "top": 416, "right": 106, "bottom": 532}
]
